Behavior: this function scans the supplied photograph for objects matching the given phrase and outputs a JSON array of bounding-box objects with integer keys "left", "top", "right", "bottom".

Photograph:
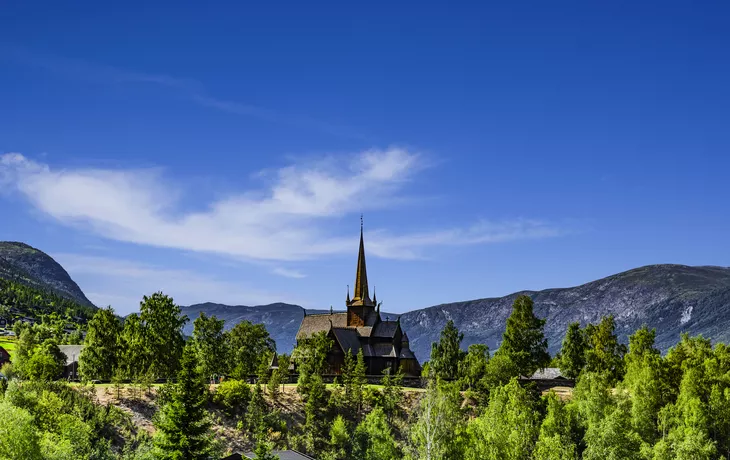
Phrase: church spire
[{"left": 352, "top": 215, "right": 372, "bottom": 305}]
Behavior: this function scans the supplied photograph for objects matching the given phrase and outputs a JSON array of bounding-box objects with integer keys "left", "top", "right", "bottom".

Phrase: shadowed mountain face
[
  {"left": 0, "top": 241, "right": 96, "bottom": 308},
  {"left": 399, "top": 264, "right": 730, "bottom": 361}
]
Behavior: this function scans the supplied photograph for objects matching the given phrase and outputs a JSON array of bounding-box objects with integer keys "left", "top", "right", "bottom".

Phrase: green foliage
[
  {"left": 212, "top": 379, "right": 252, "bottom": 417},
  {"left": 0, "top": 277, "right": 96, "bottom": 323},
  {"left": 409, "top": 380, "right": 466, "bottom": 460},
  {"left": 497, "top": 294, "right": 550, "bottom": 377},
  {"left": 139, "top": 292, "right": 187, "bottom": 379},
  {"left": 458, "top": 343, "right": 489, "bottom": 392},
  {"left": 191, "top": 312, "right": 228, "bottom": 380},
  {"left": 327, "top": 415, "right": 351, "bottom": 460},
  {"left": 24, "top": 339, "right": 65, "bottom": 381},
  {"left": 226, "top": 320, "right": 276, "bottom": 380},
  {"left": 295, "top": 331, "right": 333, "bottom": 396},
  {"left": 466, "top": 378, "right": 540, "bottom": 460},
  {"left": 429, "top": 320, "right": 466, "bottom": 380},
  {"left": 584, "top": 315, "right": 627, "bottom": 384},
  {"left": 534, "top": 392, "right": 578, "bottom": 460},
  {"left": 379, "top": 365, "right": 404, "bottom": 418},
  {"left": 153, "top": 344, "right": 216, "bottom": 459},
  {"left": 560, "top": 322, "right": 587, "bottom": 379},
  {"left": 480, "top": 351, "right": 520, "bottom": 394},
  {"left": 253, "top": 440, "right": 280, "bottom": 460},
  {"left": 119, "top": 313, "right": 149, "bottom": 380},
  {"left": 79, "top": 306, "right": 122, "bottom": 381},
  {"left": 353, "top": 406, "right": 399, "bottom": 460},
  {"left": 0, "top": 398, "right": 42, "bottom": 460}
]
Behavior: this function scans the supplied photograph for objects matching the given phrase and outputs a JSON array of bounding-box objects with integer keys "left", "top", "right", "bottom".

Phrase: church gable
[{"left": 296, "top": 312, "right": 347, "bottom": 340}]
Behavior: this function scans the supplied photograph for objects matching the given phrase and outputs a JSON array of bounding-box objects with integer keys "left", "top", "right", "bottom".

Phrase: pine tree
[
  {"left": 559, "top": 322, "right": 587, "bottom": 380},
  {"left": 497, "top": 295, "right": 550, "bottom": 377},
  {"left": 153, "top": 344, "right": 215, "bottom": 459},
  {"left": 584, "top": 315, "right": 627, "bottom": 384}
]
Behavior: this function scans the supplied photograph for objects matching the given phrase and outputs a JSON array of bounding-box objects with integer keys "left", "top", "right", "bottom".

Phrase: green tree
[
  {"left": 480, "top": 349, "right": 520, "bottom": 394},
  {"left": 226, "top": 320, "right": 276, "bottom": 380},
  {"left": 295, "top": 331, "right": 333, "bottom": 397},
  {"left": 253, "top": 440, "right": 279, "bottom": 460},
  {"left": 429, "top": 320, "right": 466, "bottom": 380},
  {"left": 0, "top": 399, "right": 42, "bottom": 460},
  {"left": 191, "top": 312, "right": 228, "bottom": 381},
  {"left": 353, "top": 406, "right": 399, "bottom": 460},
  {"left": 584, "top": 315, "right": 626, "bottom": 384},
  {"left": 328, "top": 415, "right": 351, "bottom": 460},
  {"left": 140, "top": 292, "right": 188, "bottom": 379},
  {"left": 466, "top": 378, "right": 540, "bottom": 460},
  {"left": 380, "top": 365, "right": 404, "bottom": 418},
  {"left": 582, "top": 403, "right": 644, "bottom": 460},
  {"left": 410, "top": 381, "right": 466, "bottom": 460},
  {"left": 497, "top": 294, "right": 550, "bottom": 377},
  {"left": 559, "top": 322, "right": 587, "bottom": 379},
  {"left": 458, "top": 343, "right": 489, "bottom": 392},
  {"left": 534, "top": 392, "right": 578, "bottom": 460},
  {"left": 12, "top": 327, "right": 36, "bottom": 378},
  {"left": 153, "top": 344, "right": 215, "bottom": 459},
  {"left": 25, "top": 339, "right": 65, "bottom": 381},
  {"left": 119, "top": 313, "right": 151, "bottom": 380},
  {"left": 245, "top": 383, "right": 268, "bottom": 441},
  {"left": 79, "top": 306, "right": 122, "bottom": 381}
]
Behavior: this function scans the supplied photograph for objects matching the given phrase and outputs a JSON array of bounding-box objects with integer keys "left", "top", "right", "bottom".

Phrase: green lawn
[{"left": 0, "top": 337, "right": 16, "bottom": 358}]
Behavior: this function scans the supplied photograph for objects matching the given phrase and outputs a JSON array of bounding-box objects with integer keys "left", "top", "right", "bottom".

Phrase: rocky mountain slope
[
  {"left": 183, "top": 265, "right": 730, "bottom": 363},
  {"left": 0, "top": 241, "right": 95, "bottom": 308},
  {"left": 400, "top": 264, "right": 730, "bottom": 361}
]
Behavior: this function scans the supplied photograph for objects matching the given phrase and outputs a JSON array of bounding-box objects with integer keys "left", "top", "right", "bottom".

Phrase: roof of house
[
  {"left": 372, "top": 343, "right": 397, "bottom": 358},
  {"left": 332, "top": 328, "right": 361, "bottom": 355},
  {"left": 527, "top": 368, "right": 568, "bottom": 380},
  {"left": 242, "top": 450, "right": 317, "bottom": 459},
  {"left": 372, "top": 321, "right": 399, "bottom": 338},
  {"left": 398, "top": 347, "right": 418, "bottom": 360},
  {"left": 58, "top": 345, "right": 84, "bottom": 366},
  {"left": 296, "top": 313, "right": 347, "bottom": 340}
]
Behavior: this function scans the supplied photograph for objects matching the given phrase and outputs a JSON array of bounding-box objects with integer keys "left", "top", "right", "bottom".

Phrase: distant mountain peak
[{"left": 0, "top": 241, "right": 95, "bottom": 308}]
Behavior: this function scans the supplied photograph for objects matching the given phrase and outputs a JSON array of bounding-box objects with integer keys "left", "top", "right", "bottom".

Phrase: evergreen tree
[
  {"left": 191, "top": 312, "right": 227, "bottom": 381},
  {"left": 246, "top": 383, "right": 268, "bottom": 441},
  {"left": 429, "top": 320, "right": 465, "bottom": 380},
  {"left": 79, "top": 306, "right": 122, "bottom": 381},
  {"left": 153, "top": 344, "right": 215, "bottom": 459},
  {"left": 559, "top": 322, "right": 587, "bottom": 379},
  {"left": 497, "top": 294, "right": 550, "bottom": 377},
  {"left": 328, "top": 415, "right": 351, "bottom": 460},
  {"left": 253, "top": 440, "right": 279, "bottom": 460},
  {"left": 380, "top": 365, "right": 404, "bottom": 418},
  {"left": 140, "top": 292, "right": 188, "bottom": 379}
]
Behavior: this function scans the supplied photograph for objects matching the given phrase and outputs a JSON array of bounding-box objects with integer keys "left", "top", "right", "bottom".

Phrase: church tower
[{"left": 346, "top": 217, "right": 376, "bottom": 327}]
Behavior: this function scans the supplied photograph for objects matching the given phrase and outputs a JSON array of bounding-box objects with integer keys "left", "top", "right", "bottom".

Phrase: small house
[
  {"left": 0, "top": 346, "right": 11, "bottom": 367},
  {"left": 58, "top": 345, "right": 84, "bottom": 380}
]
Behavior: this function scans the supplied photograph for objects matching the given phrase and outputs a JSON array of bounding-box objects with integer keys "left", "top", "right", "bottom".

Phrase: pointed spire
[
  {"left": 372, "top": 286, "right": 377, "bottom": 304},
  {"left": 352, "top": 216, "right": 371, "bottom": 305},
  {"left": 346, "top": 285, "right": 350, "bottom": 304}
]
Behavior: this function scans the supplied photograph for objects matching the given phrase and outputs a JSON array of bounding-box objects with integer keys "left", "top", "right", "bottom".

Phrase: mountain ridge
[{"left": 0, "top": 241, "right": 96, "bottom": 308}]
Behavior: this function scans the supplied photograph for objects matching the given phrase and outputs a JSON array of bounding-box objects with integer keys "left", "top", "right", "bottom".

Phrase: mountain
[
  {"left": 0, "top": 241, "right": 95, "bottom": 308},
  {"left": 181, "top": 264, "right": 730, "bottom": 363},
  {"left": 180, "top": 303, "right": 401, "bottom": 353},
  {"left": 180, "top": 302, "right": 306, "bottom": 353},
  {"left": 399, "top": 264, "right": 730, "bottom": 361}
]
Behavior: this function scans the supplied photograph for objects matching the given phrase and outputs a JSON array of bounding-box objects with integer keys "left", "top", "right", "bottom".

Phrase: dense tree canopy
[{"left": 497, "top": 294, "right": 550, "bottom": 376}]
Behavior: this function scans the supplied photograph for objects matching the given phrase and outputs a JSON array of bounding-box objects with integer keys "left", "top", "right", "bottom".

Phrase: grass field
[{"left": 0, "top": 337, "right": 16, "bottom": 358}]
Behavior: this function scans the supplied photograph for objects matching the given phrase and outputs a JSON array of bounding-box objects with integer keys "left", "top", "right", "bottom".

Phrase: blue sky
[{"left": 1, "top": 2, "right": 728, "bottom": 315}]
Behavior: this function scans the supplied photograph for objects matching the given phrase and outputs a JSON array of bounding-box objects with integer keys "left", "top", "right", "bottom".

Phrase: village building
[
  {"left": 58, "top": 344, "right": 83, "bottom": 380},
  {"left": 294, "top": 221, "right": 421, "bottom": 377},
  {"left": 0, "top": 346, "right": 11, "bottom": 367}
]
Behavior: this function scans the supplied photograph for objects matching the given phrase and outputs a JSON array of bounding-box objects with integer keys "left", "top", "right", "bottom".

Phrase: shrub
[{"left": 213, "top": 379, "right": 252, "bottom": 416}]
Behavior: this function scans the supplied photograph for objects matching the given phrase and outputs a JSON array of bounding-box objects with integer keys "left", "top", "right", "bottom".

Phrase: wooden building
[
  {"left": 295, "top": 221, "right": 421, "bottom": 377},
  {"left": 0, "top": 346, "right": 10, "bottom": 368}
]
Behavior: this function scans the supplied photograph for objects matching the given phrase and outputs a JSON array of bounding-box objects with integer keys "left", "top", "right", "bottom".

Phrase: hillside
[
  {"left": 183, "top": 265, "right": 730, "bottom": 363},
  {"left": 400, "top": 264, "right": 730, "bottom": 360},
  {"left": 0, "top": 241, "right": 95, "bottom": 308}
]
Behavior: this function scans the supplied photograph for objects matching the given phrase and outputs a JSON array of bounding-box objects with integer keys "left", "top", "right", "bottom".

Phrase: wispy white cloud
[
  {"left": 53, "top": 253, "right": 297, "bottom": 314},
  {"left": 1, "top": 149, "right": 569, "bottom": 262},
  {"left": 272, "top": 267, "right": 307, "bottom": 279},
  {"left": 1, "top": 46, "right": 368, "bottom": 140}
]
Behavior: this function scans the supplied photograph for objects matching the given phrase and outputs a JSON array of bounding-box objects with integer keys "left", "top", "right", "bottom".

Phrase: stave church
[{"left": 294, "top": 221, "right": 421, "bottom": 377}]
